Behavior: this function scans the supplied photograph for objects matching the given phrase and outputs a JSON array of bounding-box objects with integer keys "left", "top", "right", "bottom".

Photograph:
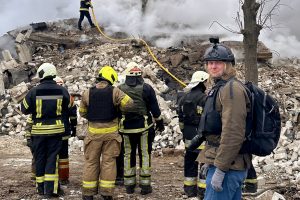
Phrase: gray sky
[{"left": 0, "top": 0, "right": 299, "bottom": 57}]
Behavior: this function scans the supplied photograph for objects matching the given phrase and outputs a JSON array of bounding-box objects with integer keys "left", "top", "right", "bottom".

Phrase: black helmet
[{"left": 203, "top": 37, "right": 235, "bottom": 65}]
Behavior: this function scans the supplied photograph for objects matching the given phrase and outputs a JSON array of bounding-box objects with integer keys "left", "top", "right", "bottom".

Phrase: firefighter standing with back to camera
[
  {"left": 79, "top": 66, "right": 133, "bottom": 200},
  {"left": 118, "top": 62, "right": 165, "bottom": 195},
  {"left": 21, "top": 63, "right": 70, "bottom": 198},
  {"left": 192, "top": 38, "right": 251, "bottom": 200},
  {"left": 177, "top": 71, "right": 209, "bottom": 198}
]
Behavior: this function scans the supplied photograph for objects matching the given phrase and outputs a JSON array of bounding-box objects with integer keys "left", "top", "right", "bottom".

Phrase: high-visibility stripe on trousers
[
  {"left": 58, "top": 139, "right": 69, "bottom": 181},
  {"left": 123, "top": 131, "right": 152, "bottom": 187},
  {"left": 82, "top": 136, "right": 121, "bottom": 196},
  {"left": 32, "top": 136, "right": 62, "bottom": 195}
]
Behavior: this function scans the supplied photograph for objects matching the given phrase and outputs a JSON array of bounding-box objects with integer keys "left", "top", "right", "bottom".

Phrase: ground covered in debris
[{"left": 1, "top": 19, "right": 300, "bottom": 200}]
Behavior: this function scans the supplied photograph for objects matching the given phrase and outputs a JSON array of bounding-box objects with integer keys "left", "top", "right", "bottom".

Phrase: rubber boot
[
  {"left": 243, "top": 182, "right": 258, "bottom": 193},
  {"left": 197, "top": 187, "right": 205, "bottom": 199},
  {"left": 140, "top": 185, "right": 152, "bottom": 195},
  {"left": 184, "top": 185, "right": 197, "bottom": 197},
  {"left": 125, "top": 185, "right": 135, "bottom": 194},
  {"left": 82, "top": 195, "right": 94, "bottom": 200},
  {"left": 101, "top": 195, "right": 113, "bottom": 200}
]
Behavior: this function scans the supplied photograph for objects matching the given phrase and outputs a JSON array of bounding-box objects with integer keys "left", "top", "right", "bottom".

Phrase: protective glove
[
  {"left": 211, "top": 168, "right": 225, "bottom": 192},
  {"left": 155, "top": 119, "right": 165, "bottom": 132},
  {"left": 26, "top": 138, "right": 32, "bottom": 148},
  {"left": 71, "top": 126, "right": 77, "bottom": 137},
  {"left": 199, "top": 163, "right": 209, "bottom": 178},
  {"left": 188, "top": 134, "right": 205, "bottom": 151}
]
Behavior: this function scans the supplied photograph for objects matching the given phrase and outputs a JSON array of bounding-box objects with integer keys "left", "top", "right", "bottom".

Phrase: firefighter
[
  {"left": 78, "top": 0, "right": 96, "bottom": 31},
  {"left": 118, "top": 62, "right": 165, "bottom": 195},
  {"left": 244, "top": 161, "right": 258, "bottom": 193},
  {"left": 54, "top": 76, "right": 78, "bottom": 185},
  {"left": 177, "top": 71, "right": 209, "bottom": 198},
  {"left": 80, "top": 66, "right": 133, "bottom": 200},
  {"left": 21, "top": 63, "right": 70, "bottom": 198}
]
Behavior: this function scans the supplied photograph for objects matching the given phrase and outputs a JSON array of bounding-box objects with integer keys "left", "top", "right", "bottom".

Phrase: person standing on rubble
[
  {"left": 79, "top": 66, "right": 133, "bottom": 200},
  {"left": 194, "top": 38, "right": 251, "bottom": 200},
  {"left": 78, "top": 0, "right": 96, "bottom": 31},
  {"left": 54, "top": 77, "right": 78, "bottom": 185},
  {"left": 118, "top": 62, "right": 165, "bottom": 195},
  {"left": 177, "top": 71, "right": 209, "bottom": 198},
  {"left": 21, "top": 63, "right": 70, "bottom": 198}
]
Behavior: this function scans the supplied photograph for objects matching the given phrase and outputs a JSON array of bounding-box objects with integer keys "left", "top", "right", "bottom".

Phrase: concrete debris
[{"left": 0, "top": 20, "right": 299, "bottom": 196}]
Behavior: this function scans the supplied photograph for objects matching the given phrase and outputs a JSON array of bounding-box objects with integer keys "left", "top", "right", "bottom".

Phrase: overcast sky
[{"left": 0, "top": 0, "right": 299, "bottom": 57}]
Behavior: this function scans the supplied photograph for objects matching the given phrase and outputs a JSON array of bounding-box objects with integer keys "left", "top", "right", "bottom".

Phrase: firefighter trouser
[
  {"left": 184, "top": 149, "right": 205, "bottom": 190},
  {"left": 78, "top": 11, "right": 94, "bottom": 29},
  {"left": 82, "top": 137, "right": 121, "bottom": 196},
  {"left": 116, "top": 135, "right": 124, "bottom": 180},
  {"left": 245, "top": 162, "right": 257, "bottom": 184},
  {"left": 58, "top": 138, "right": 69, "bottom": 181},
  {"left": 123, "top": 128, "right": 154, "bottom": 187},
  {"left": 32, "top": 135, "right": 62, "bottom": 195}
]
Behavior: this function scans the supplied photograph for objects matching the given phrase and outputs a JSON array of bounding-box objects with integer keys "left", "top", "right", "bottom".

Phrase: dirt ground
[
  {"left": 0, "top": 135, "right": 298, "bottom": 200},
  {"left": 0, "top": 135, "right": 188, "bottom": 200}
]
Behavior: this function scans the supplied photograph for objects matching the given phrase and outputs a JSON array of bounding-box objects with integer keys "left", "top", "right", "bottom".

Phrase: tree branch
[{"left": 209, "top": 21, "right": 241, "bottom": 34}]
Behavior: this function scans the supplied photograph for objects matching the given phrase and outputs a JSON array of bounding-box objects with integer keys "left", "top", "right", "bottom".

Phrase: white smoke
[{"left": 0, "top": 0, "right": 299, "bottom": 57}]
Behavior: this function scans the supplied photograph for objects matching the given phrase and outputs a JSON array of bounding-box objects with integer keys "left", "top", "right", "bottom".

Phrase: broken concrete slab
[
  {"left": 2, "top": 50, "right": 13, "bottom": 61},
  {"left": 15, "top": 43, "right": 32, "bottom": 64},
  {"left": 15, "top": 33, "right": 26, "bottom": 44},
  {"left": 170, "top": 54, "right": 185, "bottom": 67},
  {"left": 9, "top": 82, "right": 28, "bottom": 103}
]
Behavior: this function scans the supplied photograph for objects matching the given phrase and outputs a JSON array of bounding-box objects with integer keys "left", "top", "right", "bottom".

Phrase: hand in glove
[
  {"left": 71, "top": 126, "right": 77, "bottom": 137},
  {"left": 155, "top": 119, "right": 165, "bottom": 132},
  {"left": 211, "top": 168, "right": 225, "bottom": 192},
  {"left": 199, "top": 163, "right": 209, "bottom": 178},
  {"left": 188, "top": 134, "right": 205, "bottom": 151}
]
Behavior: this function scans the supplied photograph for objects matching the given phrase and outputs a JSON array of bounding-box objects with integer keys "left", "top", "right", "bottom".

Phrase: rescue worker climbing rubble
[
  {"left": 78, "top": 0, "right": 96, "bottom": 31},
  {"left": 118, "top": 62, "right": 165, "bottom": 195},
  {"left": 21, "top": 63, "right": 70, "bottom": 198},
  {"left": 54, "top": 76, "right": 78, "bottom": 185},
  {"left": 177, "top": 71, "right": 209, "bottom": 198},
  {"left": 79, "top": 66, "right": 133, "bottom": 200},
  {"left": 192, "top": 37, "right": 251, "bottom": 200}
]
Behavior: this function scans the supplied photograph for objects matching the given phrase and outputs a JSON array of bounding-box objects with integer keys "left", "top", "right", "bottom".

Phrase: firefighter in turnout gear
[
  {"left": 78, "top": 0, "right": 95, "bottom": 30},
  {"left": 80, "top": 66, "right": 133, "bottom": 200},
  {"left": 177, "top": 71, "right": 209, "bottom": 198},
  {"left": 119, "top": 62, "right": 165, "bottom": 195},
  {"left": 54, "top": 76, "right": 78, "bottom": 185},
  {"left": 20, "top": 63, "right": 70, "bottom": 198}
]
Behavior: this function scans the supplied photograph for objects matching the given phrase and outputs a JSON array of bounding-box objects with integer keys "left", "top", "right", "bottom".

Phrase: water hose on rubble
[{"left": 90, "top": 8, "right": 187, "bottom": 88}]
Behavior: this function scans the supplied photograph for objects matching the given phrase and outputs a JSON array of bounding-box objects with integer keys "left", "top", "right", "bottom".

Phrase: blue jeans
[{"left": 204, "top": 166, "right": 247, "bottom": 200}]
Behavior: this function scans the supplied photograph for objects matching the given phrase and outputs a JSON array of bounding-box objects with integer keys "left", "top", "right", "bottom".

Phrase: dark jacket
[
  {"left": 80, "top": 0, "right": 92, "bottom": 11},
  {"left": 21, "top": 79, "right": 70, "bottom": 136},
  {"left": 119, "top": 79, "right": 162, "bottom": 134},
  {"left": 177, "top": 86, "right": 206, "bottom": 140},
  {"left": 197, "top": 67, "right": 251, "bottom": 171}
]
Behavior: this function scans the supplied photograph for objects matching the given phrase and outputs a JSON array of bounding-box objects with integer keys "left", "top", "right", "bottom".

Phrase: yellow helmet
[
  {"left": 125, "top": 62, "right": 142, "bottom": 76},
  {"left": 98, "top": 66, "right": 118, "bottom": 85}
]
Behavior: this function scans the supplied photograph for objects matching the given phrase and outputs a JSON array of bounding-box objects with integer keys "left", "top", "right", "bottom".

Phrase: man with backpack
[
  {"left": 195, "top": 38, "right": 252, "bottom": 200},
  {"left": 177, "top": 71, "right": 209, "bottom": 198}
]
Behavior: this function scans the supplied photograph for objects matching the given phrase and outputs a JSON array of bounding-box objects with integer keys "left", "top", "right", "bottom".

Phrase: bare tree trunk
[{"left": 242, "top": 0, "right": 261, "bottom": 85}]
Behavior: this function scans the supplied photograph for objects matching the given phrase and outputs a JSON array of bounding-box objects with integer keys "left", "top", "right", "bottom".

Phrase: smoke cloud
[{"left": 0, "top": 0, "right": 299, "bottom": 57}]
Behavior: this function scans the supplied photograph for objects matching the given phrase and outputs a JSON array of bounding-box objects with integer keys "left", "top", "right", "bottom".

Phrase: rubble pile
[{"left": 1, "top": 20, "right": 300, "bottom": 193}]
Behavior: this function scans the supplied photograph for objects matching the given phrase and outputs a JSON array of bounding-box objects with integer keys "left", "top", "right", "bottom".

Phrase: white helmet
[
  {"left": 185, "top": 71, "right": 209, "bottom": 90},
  {"left": 37, "top": 63, "right": 57, "bottom": 79},
  {"left": 125, "top": 62, "right": 142, "bottom": 76},
  {"left": 54, "top": 76, "right": 64, "bottom": 85}
]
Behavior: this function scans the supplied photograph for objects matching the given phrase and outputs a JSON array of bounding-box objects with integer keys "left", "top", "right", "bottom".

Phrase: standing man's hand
[{"left": 211, "top": 168, "right": 225, "bottom": 192}]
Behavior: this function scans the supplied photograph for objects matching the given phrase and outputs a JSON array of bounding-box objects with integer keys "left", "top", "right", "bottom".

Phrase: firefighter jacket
[
  {"left": 177, "top": 86, "right": 206, "bottom": 140},
  {"left": 197, "top": 66, "right": 251, "bottom": 171},
  {"left": 21, "top": 79, "right": 70, "bottom": 136},
  {"left": 80, "top": 0, "right": 92, "bottom": 11},
  {"left": 118, "top": 82, "right": 162, "bottom": 134},
  {"left": 79, "top": 81, "right": 133, "bottom": 141}
]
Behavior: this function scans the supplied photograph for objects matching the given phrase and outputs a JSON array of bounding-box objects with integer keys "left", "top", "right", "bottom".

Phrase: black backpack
[
  {"left": 182, "top": 92, "right": 205, "bottom": 125},
  {"left": 239, "top": 81, "right": 281, "bottom": 156}
]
